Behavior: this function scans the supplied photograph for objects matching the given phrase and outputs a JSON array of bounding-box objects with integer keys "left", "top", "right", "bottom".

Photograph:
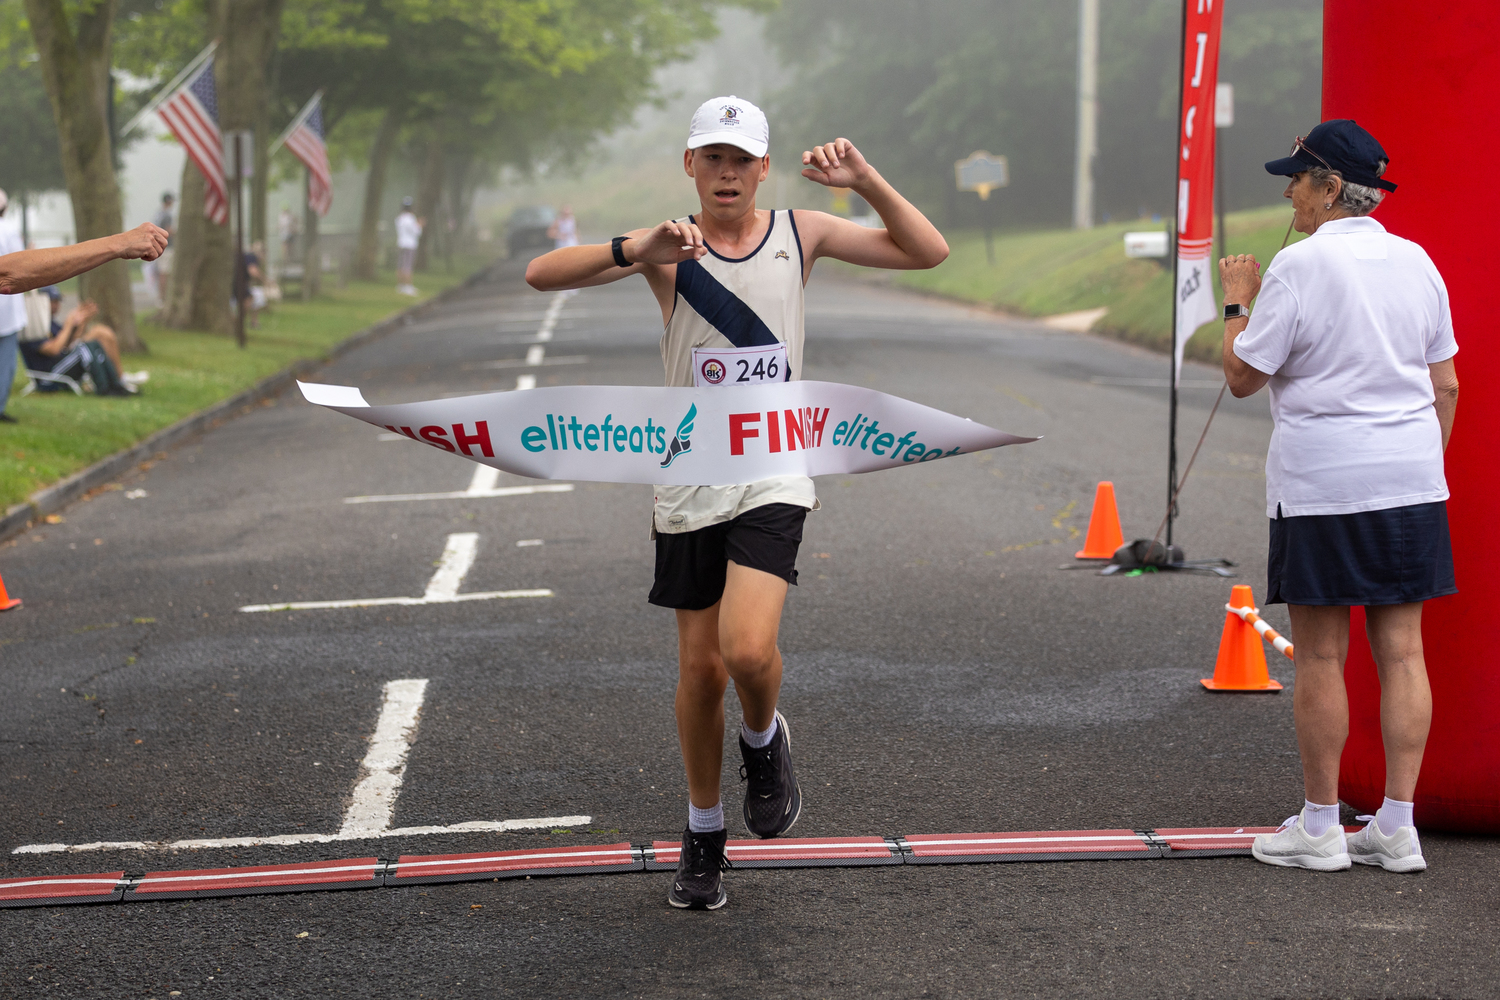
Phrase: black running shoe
[
  {"left": 667, "top": 827, "right": 729, "bottom": 910},
  {"left": 740, "top": 710, "right": 803, "bottom": 839}
]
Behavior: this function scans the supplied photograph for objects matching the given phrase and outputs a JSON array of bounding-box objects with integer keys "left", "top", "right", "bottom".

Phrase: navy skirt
[{"left": 1266, "top": 501, "right": 1458, "bottom": 606}]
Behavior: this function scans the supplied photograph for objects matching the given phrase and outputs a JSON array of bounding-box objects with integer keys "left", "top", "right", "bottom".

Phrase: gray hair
[{"left": 1308, "top": 160, "right": 1387, "bottom": 217}]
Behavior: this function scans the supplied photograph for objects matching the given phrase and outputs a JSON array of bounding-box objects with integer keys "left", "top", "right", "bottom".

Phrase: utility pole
[
  {"left": 233, "top": 133, "right": 247, "bottom": 349},
  {"left": 1214, "top": 82, "right": 1234, "bottom": 263},
  {"left": 1072, "top": 0, "right": 1100, "bottom": 230}
]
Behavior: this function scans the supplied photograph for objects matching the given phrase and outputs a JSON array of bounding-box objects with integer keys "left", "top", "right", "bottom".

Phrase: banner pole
[{"left": 1166, "top": 0, "right": 1187, "bottom": 549}]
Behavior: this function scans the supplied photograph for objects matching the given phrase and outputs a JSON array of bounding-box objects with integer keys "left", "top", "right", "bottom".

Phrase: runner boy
[{"left": 526, "top": 96, "right": 948, "bottom": 909}]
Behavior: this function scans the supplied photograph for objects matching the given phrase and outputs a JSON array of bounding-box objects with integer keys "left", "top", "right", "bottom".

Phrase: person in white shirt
[
  {"left": 394, "top": 198, "right": 424, "bottom": 296},
  {"left": 547, "top": 204, "right": 578, "bottom": 249},
  {"left": 1221, "top": 120, "right": 1459, "bottom": 875},
  {"left": 526, "top": 95, "right": 948, "bottom": 910},
  {"left": 0, "top": 192, "right": 167, "bottom": 422}
]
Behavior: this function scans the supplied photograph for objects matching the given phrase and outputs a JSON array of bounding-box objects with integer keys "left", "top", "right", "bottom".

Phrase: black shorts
[
  {"left": 1266, "top": 501, "right": 1458, "bottom": 606},
  {"left": 648, "top": 503, "right": 807, "bottom": 611}
]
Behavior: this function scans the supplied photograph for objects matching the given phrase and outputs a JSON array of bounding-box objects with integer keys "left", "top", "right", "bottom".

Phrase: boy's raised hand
[
  {"left": 801, "top": 138, "right": 874, "bottom": 189},
  {"left": 628, "top": 219, "right": 708, "bottom": 265}
]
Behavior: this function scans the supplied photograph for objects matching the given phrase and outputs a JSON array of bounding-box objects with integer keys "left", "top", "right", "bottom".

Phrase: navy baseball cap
[{"left": 1264, "top": 119, "right": 1397, "bottom": 192}]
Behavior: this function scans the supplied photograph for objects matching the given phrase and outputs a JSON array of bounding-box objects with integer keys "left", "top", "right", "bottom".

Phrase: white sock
[
  {"left": 741, "top": 715, "right": 778, "bottom": 749},
  {"left": 1375, "top": 796, "right": 1414, "bottom": 836},
  {"left": 1302, "top": 800, "right": 1340, "bottom": 837},
  {"left": 688, "top": 800, "right": 723, "bottom": 833}
]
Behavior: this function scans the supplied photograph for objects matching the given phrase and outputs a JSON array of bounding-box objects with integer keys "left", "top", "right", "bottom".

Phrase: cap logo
[{"left": 720, "top": 106, "right": 741, "bottom": 126}]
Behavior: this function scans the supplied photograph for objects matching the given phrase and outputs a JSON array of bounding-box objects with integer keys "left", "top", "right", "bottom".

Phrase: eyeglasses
[{"left": 1290, "top": 135, "right": 1333, "bottom": 171}]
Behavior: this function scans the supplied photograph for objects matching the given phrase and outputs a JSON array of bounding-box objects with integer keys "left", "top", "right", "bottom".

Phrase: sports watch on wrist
[
  {"left": 610, "top": 236, "right": 631, "bottom": 267},
  {"left": 1223, "top": 302, "right": 1249, "bottom": 320}
]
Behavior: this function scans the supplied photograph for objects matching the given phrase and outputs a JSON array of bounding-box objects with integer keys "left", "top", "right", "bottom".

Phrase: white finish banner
[{"left": 299, "top": 380, "right": 1037, "bottom": 486}]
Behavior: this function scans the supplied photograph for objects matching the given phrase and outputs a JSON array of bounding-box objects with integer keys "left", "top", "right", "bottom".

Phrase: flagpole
[
  {"left": 119, "top": 41, "right": 218, "bottom": 140},
  {"left": 269, "top": 90, "right": 324, "bottom": 156},
  {"left": 1166, "top": 0, "right": 1187, "bottom": 551}
]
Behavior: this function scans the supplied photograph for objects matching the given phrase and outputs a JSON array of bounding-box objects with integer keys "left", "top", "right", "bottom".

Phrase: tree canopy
[{"left": 763, "top": 0, "right": 1322, "bottom": 227}]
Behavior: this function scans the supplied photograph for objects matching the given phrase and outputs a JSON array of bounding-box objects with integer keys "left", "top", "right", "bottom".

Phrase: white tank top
[{"left": 653, "top": 209, "right": 818, "bottom": 535}]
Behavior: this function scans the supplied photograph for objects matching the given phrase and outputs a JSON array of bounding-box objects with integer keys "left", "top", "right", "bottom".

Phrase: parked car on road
[{"left": 506, "top": 206, "right": 557, "bottom": 257}]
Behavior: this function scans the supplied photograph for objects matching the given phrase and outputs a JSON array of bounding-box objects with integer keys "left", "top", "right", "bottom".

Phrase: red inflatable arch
[{"left": 1323, "top": 1, "right": 1500, "bottom": 832}]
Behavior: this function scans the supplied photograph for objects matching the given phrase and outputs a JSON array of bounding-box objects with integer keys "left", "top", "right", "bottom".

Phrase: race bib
[{"left": 693, "top": 343, "right": 790, "bottom": 388}]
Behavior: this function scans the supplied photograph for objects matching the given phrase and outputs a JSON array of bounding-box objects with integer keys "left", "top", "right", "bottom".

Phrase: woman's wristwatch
[
  {"left": 1223, "top": 302, "right": 1249, "bottom": 320},
  {"left": 610, "top": 236, "right": 632, "bottom": 267}
]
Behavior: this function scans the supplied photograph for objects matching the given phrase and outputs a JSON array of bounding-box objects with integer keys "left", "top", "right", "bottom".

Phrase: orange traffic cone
[
  {"left": 1201, "top": 585, "right": 1282, "bottom": 692},
  {"left": 1075, "top": 481, "right": 1125, "bottom": 559},
  {"left": 0, "top": 565, "right": 20, "bottom": 612}
]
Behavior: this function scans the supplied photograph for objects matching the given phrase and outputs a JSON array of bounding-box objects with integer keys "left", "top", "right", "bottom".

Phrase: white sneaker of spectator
[
  {"left": 1251, "top": 810, "right": 1351, "bottom": 870},
  {"left": 1347, "top": 816, "right": 1427, "bottom": 872},
  {"left": 121, "top": 370, "right": 150, "bottom": 389}
]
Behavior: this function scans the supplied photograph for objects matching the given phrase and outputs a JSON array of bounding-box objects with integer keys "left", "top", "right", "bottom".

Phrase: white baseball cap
[{"left": 687, "top": 96, "right": 768, "bottom": 158}]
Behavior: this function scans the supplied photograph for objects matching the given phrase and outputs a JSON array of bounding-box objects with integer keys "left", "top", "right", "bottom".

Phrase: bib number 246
[{"left": 693, "top": 343, "right": 790, "bottom": 388}]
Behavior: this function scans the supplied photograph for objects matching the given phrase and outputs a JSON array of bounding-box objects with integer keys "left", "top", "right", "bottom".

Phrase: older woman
[{"left": 1220, "top": 119, "right": 1459, "bottom": 874}]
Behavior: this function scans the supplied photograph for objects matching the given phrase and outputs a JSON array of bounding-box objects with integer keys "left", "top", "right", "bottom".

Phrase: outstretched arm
[
  {"left": 0, "top": 223, "right": 169, "bottom": 295},
  {"left": 524, "top": 219, "right": 710, "bottom": 291},
  {"left": 795, "top": 138, "right": 948, "bottom": 272}
]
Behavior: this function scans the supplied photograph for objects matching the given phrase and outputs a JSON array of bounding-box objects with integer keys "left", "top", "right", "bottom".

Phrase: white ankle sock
[
  {"left": 688, "top": 800, "right": 724, "bottom": 833},
  {"left": 741, "top": 715, "right": 778, "bottom": 749},
  {"left": 1302, "top": 800, "right": 1340, "bottom": 837},
  {"left": 1375, "top": 796, "right": 1414, "bottom": 836}
]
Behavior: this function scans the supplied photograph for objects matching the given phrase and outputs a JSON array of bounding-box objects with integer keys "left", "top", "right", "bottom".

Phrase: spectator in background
[
  {"left": 19, "top": 292, "right": 132, "bottom": 396},
  {"left": 278, "top": 205, "right": 299, "bottom": 269},
  {"left": 240, "top": 241, "right": 268, "bottom": 329},
  {"left": 0, "top": 189, "right": 27, "bottom": 423},
  {"left": 0, "top": 205, "right": 167, "bottom": 422},
  {"left": 142, "top": 191, "right": 175, "bottom": 306},
  {"left": 548, "top": 204, "right": 579, "bottom": 249},
  {"left": 395, "top": 197, "right": 424, "bottom": 296}
]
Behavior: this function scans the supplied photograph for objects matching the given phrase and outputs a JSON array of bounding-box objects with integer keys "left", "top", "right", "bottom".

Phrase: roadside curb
[{"left": 1, "top": 262, "right": 500, "bottom": 544}]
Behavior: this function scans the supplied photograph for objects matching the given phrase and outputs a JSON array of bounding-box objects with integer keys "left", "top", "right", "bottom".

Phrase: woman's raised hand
[{"left": 1219, "top": 253, "right": 1262, "bottom": 306}]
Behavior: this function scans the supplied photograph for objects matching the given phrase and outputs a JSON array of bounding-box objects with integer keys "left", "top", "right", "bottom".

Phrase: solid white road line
[
  {"left": 238, "top": 533, "right": 553, "bottom": 612},
  {"left": 339, "top": 679, "right": 427, "bottom": 837},
  {"left": 13, "top": 817, "right": 595, "bottom": 854},
  {"left": 342, "top": 483, "right": 573, "bottom": 504},
  {"left": 13, "top": 676, "right": 592, "bottom": 854}
]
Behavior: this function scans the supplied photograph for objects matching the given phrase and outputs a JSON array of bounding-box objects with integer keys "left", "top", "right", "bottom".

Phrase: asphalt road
[{"left": 2, "top": 258, "right": 1494, "bottom": 998}]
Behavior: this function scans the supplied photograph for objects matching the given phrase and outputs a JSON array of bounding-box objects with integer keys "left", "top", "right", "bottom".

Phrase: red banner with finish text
[{"left": 1173, "top": 0, "right": 1225, "bottom": 382}]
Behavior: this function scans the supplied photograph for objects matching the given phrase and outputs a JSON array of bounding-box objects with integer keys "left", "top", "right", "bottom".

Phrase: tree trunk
[
  {"left": 223, "top": 0, "right": 286, "bottom": 247},
  {"left": 24, "top": 0, "right": 143, "bottom": 352},
  {"left": 160, "top": 156, "right": 232, "bottom": 333},
  {"left": 413, "top": 131, "right": 445, "bottom": 273},
  {"left": 301, "top": 169, "right": 320, "bottom": 300},
  {"left": 355, "top": 107, "right": 401, "bottom": 280}
]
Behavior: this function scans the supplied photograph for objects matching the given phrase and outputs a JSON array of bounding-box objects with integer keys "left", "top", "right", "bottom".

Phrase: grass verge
[
  {"left": 881, "top": 204, "right": 1305, "bottom": 361},
  {"left": 2, "top": 259, "right": 491, "bottom": 510}
]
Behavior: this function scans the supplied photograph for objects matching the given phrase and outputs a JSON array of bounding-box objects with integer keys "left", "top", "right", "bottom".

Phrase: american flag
[
  {"left": 284, "top": 97, "right": 332, "bottom": 216},
  {"left": 157, "top": 57, "right": 227, "bottom": 225}
]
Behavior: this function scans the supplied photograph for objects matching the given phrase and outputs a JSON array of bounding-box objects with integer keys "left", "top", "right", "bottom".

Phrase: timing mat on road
[{"left": 0, "top": 827, "right": 1289, "bottom": 909}]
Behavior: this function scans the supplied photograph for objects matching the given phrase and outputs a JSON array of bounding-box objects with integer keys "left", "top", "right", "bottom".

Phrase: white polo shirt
[
  {"left": 1234, "top": 217, "right": 1458, "bottom": 519},
  {"left": 0, "top": 218, "right": 26, "bottom": 336}
]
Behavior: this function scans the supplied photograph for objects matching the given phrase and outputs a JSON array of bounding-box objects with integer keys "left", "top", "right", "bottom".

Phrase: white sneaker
[
  {"left": 1347, "top": 817, "right": 1426, "bottom": 872},
  {"left": 1251, "top": 811, "right": 1351, "bottom": 871}
]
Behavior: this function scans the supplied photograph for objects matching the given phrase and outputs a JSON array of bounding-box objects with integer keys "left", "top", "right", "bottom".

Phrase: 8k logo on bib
[{"left": 700, "top": 358, "right": 727, "bottom": 385}]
